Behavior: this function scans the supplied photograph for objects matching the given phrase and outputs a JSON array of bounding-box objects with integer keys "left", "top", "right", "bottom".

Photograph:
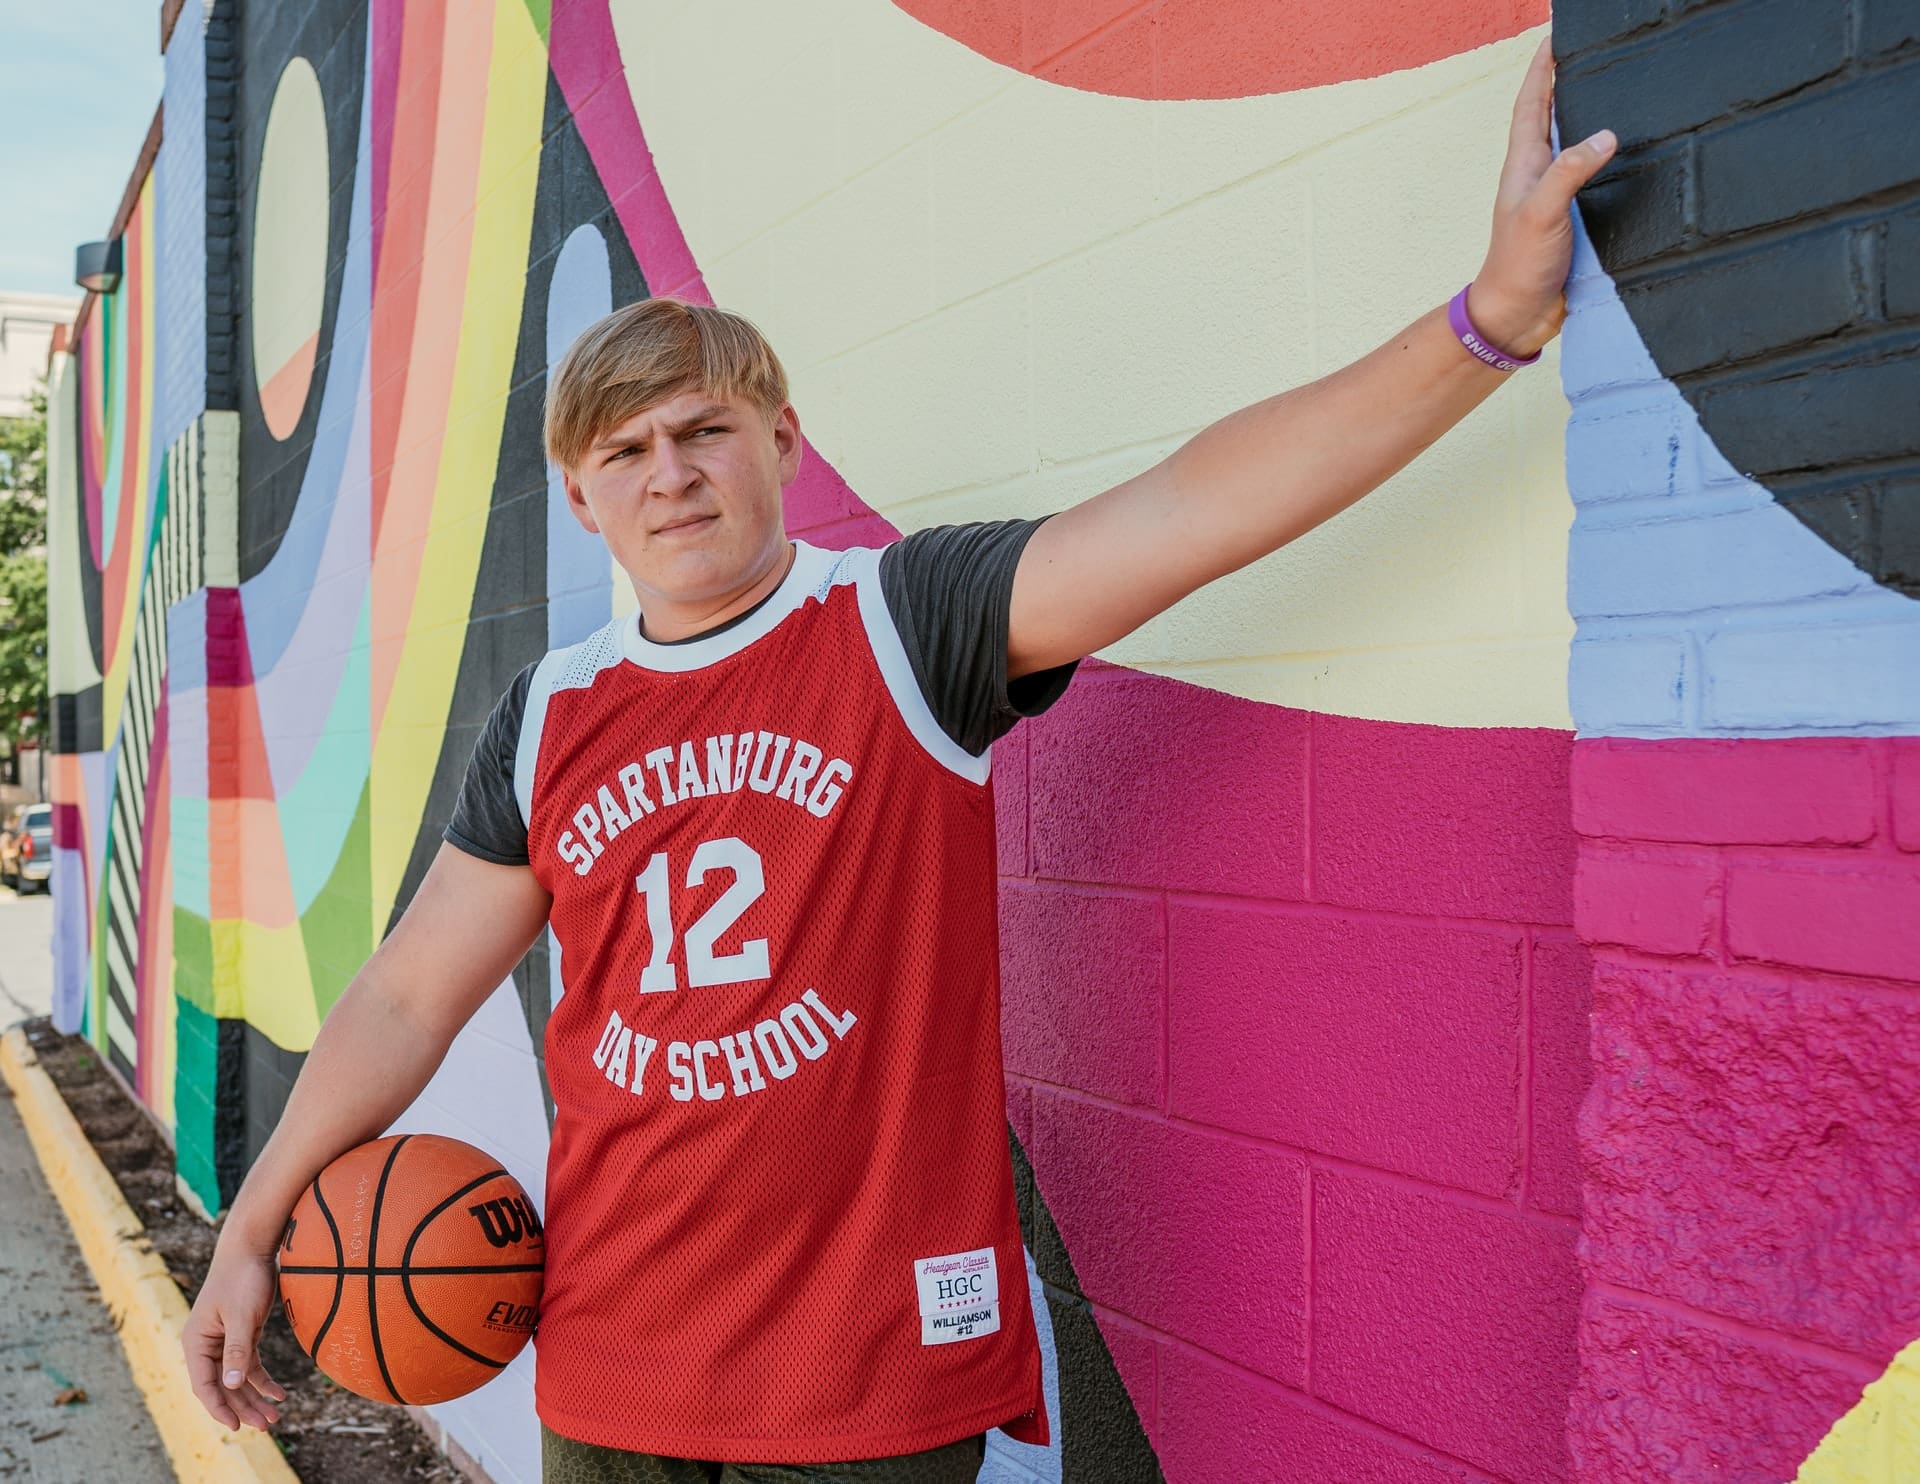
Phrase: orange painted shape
[
  {"left": 234, "top": 798, "right": 299, "bottom": 930},
  {"left": 368, "top": 0, "right": 494, "bottom": 737},
  {"left": 370, "top": 0, "right": 448, "bottom": 543},
  {"left": 206, "top": 682, "right": 276, "bottom": 803},
  {"left": 894, "top": 0, "right": 1548, "bottom": 97},
  {"left": 259, "top": 330, "right": 319, "bottom": 439}
]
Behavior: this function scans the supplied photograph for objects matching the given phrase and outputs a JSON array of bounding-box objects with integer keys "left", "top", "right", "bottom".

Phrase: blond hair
[{"left": 544, "top": 298, "right": 790, "bottom": 472}]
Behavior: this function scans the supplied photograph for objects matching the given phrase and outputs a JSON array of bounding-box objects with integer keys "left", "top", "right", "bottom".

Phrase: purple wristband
[{"left": 1448, "top": 285, "right": 1540, "bottom": 372}]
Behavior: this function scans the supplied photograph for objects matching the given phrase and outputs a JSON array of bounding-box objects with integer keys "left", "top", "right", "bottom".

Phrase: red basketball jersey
[{"left": 519, "top": 542, "right": 1046, "bottom": 1461}]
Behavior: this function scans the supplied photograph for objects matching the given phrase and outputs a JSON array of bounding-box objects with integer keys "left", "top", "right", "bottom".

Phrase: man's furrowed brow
[{"left": 593, "top": 403, "right": 731, "bottom": 451}]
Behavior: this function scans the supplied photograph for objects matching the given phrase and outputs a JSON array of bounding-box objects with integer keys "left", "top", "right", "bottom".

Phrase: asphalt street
[
  {"left": 0, "top": 885, "right": 53, "bottom": 1028},
  {"left": 0, "top": 883, "right": 173, "bottom": 1480}
]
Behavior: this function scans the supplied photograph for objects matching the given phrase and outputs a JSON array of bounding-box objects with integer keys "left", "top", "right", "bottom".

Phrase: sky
[{"left": 0, "top": 0, "right": 168, "bottom": 299}]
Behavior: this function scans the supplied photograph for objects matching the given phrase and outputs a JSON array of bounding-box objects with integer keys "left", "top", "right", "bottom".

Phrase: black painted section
[
  {"left": 47, "top": 685, "right": 103, "bottom": 756},
  {"left": 241, "top": 1020, "right": 307, "bottom": 1179},
  {"left": 232, "top": 0, "right": 367, "bottom": 583},
  {"left": 206, "top": 0, "right": 240, "bottom": 414},
  {"left": 65, "top": 363, "right": 105, "bottom": 675},
  {"left": 1558, "top": 0, "right": 1920, "bottom": 596},
  {"left": 1012, "top": 1130, "right": 1164, "bottom": 1483},
  {"left": 215, "top": 1017, "right": 249, "bottom": 1207}
]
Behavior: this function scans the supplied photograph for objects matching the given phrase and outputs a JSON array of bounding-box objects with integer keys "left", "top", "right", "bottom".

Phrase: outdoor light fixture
[{"left": 74, "top": 238, "right": 123, "bottom": 295}]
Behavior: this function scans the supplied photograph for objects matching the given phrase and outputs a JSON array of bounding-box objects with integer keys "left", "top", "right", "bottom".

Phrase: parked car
[{"left": 1, "top": 804, "right": 52, "bottom": 894}]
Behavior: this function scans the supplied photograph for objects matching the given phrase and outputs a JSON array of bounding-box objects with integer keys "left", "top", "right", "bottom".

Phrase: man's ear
[
  {"left": 562, "top": 469, "right": 602, "bottom": 535},
  {"left": 773, "top": 404, "right": 804, "bottom": 488}
]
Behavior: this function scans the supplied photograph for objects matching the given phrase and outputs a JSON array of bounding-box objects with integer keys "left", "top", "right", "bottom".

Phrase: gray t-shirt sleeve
[
  {"left": 444, "top": 661, "right": 536, "bottom": 866},
  {"left": 878, "top": 517, "right": 1080, "bottom": 757}
]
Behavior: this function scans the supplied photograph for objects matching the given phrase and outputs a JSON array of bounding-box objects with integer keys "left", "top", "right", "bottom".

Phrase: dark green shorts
[{"left": 539, "top": 1426, "right": 987, "bottom": 1484}]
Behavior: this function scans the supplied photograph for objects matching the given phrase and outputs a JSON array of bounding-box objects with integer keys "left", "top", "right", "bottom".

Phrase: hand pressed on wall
[{"left": 1469, "top": 36, "right": 1618, "bottom": 359}]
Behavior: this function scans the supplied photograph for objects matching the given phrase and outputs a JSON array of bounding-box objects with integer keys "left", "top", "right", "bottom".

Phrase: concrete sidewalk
[{"left": 0, "top": 1079, "right": 173, "bottom": 1482}]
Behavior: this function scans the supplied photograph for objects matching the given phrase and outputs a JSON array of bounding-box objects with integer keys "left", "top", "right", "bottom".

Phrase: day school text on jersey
[{"left": 554, "top": 728, "right": 855, "bottom": 876}]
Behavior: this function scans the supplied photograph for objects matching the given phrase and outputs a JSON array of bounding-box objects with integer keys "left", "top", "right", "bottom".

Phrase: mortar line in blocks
[
  {"left": 1589, "top": 1279, "right": 1884, "bottom": 1385},
  {"left": 1012, "top": 1073, "right": 1580, "bottom": 1233},
  {"left": 1157, "top": 888, "right": 1169, "bottom": 1115},
  {"left": 1024, "top": 871, "right": 1563, "bottom": 936},
  {"left": 1301, "top": 709, "right": 1315, "bottom": 901},
  {"left": 1302, "top": 1158, "right": 1316, "bottom": 1396},
  {"left": 1517, "top": 930, "right": 1534, "bottom": 1210},
  {"left": 1084, "top": 1297, "right": 1507, "bottom": 1484}
]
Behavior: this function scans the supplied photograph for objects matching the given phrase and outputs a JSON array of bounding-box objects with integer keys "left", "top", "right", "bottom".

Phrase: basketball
[{"left": 276, "top": 1134, "right": 544, "bottom": 1405}]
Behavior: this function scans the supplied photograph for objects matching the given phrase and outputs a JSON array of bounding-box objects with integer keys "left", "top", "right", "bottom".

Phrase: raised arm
[
  {"left": 1007, "top": 38, "right": 1616, "bottom": 680},
  {"left": 181, "top": 843, "right": 552, "bottom": 1430}
]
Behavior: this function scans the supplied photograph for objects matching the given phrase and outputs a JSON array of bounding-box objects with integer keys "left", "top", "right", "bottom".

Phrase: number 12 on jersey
[{"left": 634, "top": 837, "right": 770, "bottom": 993}]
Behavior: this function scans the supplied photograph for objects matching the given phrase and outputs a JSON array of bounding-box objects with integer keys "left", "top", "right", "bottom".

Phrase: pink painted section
[
  {"left": 368, "top": 0, "right": 405, "bottom": 279},
  {"left": 1157, "top": 1341, "right": 1490, "bottom": 1482},
  {"left": 544, "top": 18, "right": 1590, "bottom": 1474},
  {"left": 1028, "top": 663, "right": 1309, "bottom": 899},
  {"left": 1010, "top": 668, "right": 1583, "bottom": 1478},
  {"left": 1573, "top": 736, "right": 1878, "bottom": 846},
  {"left": 1031, "top": 1090, "right": 1311, "bottom": 1387},
  {"left": 1313, "top": 1172, "right": 1580, "bottom": 1482},
  {"left": 133, "top": 686, "right": 170, "bottom": 1107},
  {"left": 1570, "top": 1295, "right": 1873, "bottom": 1484},
  {"left": 1527, "top": 937, "right": 1594, "bottom": 1220},
  {"left": 1894, "top": 738, "right": 1920, "bottom": 850},
  {"left": 1167, "top": 905, "right": 1523, "bottom": 1197},
  {"left": 1570, "top": 734, "right": 1920, "bottom": 1482}
]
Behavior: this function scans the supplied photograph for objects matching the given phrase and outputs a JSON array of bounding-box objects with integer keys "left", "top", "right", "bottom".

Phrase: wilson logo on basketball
[
  {"left": 467, "top": 1194, "right": 544, "bottom": 1249},
  {"left": 483, "top": 1299, "right": 538, "bottom": 1333}
]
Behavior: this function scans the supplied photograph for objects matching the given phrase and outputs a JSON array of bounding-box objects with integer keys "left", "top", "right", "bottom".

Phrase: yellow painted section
[
  {"left": 616, "top": 1, "right": 1573, "bottom": 728},
  {"left": 102, "top": 183, "right": 159, "bottom": 750},
  {"left": 1795, "top": 1341, "right": 1920, "bottom": 1484},
  {"left": 368, "top": 0, "right": 544, "bottom": 933},
  {"left": 236, "top": 919, "right": 320, "bottom": 1051},
  {"left": 0, "top": 1030, "right": 298, "bottom": 1484},
  {"left": 210, "top": 919, "right": 249, "bottom": 1020}
]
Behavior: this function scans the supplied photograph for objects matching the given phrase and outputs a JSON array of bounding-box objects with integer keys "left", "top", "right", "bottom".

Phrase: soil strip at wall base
[{"left": 21, "top": 1017, "right": 466, "bottom": 1484}]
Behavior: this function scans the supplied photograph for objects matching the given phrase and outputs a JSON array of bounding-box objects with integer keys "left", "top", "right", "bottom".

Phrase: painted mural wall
[
  {"left": 1553, "top": 2, "right": 1920, "bottom": 1480},
  {"left": 38, "top": 1, "right": 1916, "bottom": 1482}
]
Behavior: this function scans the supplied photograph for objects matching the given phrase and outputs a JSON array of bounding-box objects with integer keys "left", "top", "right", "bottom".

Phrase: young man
[{"left": 185, "top": 43, "right": 1613, "bottom": 1483}]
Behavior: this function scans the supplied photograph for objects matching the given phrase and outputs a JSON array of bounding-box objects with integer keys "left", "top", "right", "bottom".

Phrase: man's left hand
[{"left": 1468, "top": 36, "right": 1618, "bottom": 359}]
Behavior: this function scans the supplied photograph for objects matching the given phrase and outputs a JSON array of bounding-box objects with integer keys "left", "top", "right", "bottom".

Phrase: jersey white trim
[
  {"left": 845, "top": 546, "right": 993, "bottom": 785},
  {"left": 515, "top": 617, "right": 627, "bottom": 829},
  {"left": 620, "top": 541, "right": 840, "bottom": 672}
]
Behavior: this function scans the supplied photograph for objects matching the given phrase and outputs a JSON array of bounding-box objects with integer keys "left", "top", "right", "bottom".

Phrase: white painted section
[
  {"left": 980, "top": 1246, "right": 1064, "bottom": 1484},
  {"left": 389, "top": 979, "right": 552, "bottom": 1484}
]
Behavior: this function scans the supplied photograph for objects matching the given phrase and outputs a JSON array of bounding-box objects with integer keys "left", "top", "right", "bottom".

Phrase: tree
[
  {"left": 0, "top": 380, "right": 49, "bottom": 759},
  {"left": 0, "top": 379, "right": 48, "bottom": 555},
  {"left": 0, "top": 552, "right": 47, "bottom": 751}
]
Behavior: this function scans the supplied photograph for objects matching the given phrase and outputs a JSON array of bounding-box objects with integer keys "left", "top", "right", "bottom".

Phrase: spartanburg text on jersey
[{"left": 519, "top": 542, "right": 1047, "bottom": 1461}]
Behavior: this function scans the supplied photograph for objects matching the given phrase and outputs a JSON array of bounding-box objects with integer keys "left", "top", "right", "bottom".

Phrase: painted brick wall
[
  {"left": 1558, "top": 0, "right": 1919, "bottom": 596},
  {"left": 1566, "top": 738, "right": 1920, "bottom": 1478},
  {"left": 1556, "top": 1, "right": 1920, "bottom": 1477},
  {"left": 154, "top": 6, "right": 207, "bottom": 454}
]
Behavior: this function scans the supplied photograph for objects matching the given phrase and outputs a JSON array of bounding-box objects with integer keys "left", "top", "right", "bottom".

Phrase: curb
[{"left": 0, "top": 1027, "right": 300, "bottom": 1484}]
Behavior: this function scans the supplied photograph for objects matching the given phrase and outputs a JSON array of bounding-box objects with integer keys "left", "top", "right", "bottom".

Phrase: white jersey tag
[{"left": 914, "top": 1246, "right": 1001, "bottom": 1346}]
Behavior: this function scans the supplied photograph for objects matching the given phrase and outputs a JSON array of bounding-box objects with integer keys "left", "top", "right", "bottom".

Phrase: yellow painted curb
[{"left": 0, "top": 1027, "right": 299, "bottom": 1484}]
